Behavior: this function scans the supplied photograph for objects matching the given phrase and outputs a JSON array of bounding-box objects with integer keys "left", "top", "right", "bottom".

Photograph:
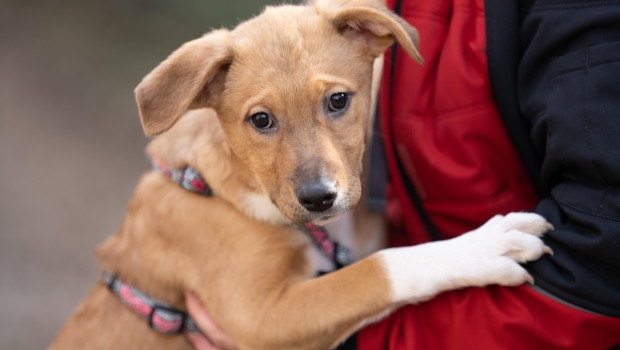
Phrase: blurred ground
[{"left": 0, "top": 0, "right": 282, "bottom": 348}]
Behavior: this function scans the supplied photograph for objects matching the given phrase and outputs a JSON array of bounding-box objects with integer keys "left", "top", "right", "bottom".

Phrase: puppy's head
[{"left": 135, "top": 0, "right": 422, "bottom": 224}]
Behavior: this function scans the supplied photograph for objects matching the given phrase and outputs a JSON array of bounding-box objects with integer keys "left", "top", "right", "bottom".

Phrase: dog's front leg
[
  {"left": 379, "top": 212, "right": 552, "bottom": 305},
  {"left": 234, "top": 212, "right": 550, "bottom": 350}
]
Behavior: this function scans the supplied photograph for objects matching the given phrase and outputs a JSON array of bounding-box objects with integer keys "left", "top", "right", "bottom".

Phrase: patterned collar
[
  {"left": 151, "top": 158, "right": 212, "bottom": 195},
  {"left": 103, "top": 273, "right": 201, "bottom": 334},
  {"left": 104, "top": 159, "right": 354, "bottom": 336}
]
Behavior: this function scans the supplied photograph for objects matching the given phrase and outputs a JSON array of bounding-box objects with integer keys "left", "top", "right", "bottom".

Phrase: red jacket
[
  {"left": 380, "top": 0, "right": 538, "bottom": 245},
  {"left": 347, "top": 0, "right": 620, "bottom": 348}
]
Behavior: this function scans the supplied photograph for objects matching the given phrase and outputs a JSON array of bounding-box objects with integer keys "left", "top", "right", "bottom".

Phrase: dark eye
[
  {"left": 249, "top": 112, "right": 275, "bottom": 131},
  {"left": 328, "top": 92, "right": 349, "bottom": 113}
]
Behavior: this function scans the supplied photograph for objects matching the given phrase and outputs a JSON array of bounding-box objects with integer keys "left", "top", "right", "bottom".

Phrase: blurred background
[{"left": 0, "top": 0, "right": 288, "bottom": 348}]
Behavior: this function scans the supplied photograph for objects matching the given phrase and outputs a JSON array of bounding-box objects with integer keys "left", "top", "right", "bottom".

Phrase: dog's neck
[
  {"left": 146, "top": 109, "right": 290, "bottom": 225},
  {"left": 149, "top": 157, "right": 356, "bottom": 271}
]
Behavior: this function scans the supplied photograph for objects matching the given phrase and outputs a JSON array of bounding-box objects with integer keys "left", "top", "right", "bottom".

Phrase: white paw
[
  {"left": 446, "top": 212, "right": 553, "bottom": 287},
  {"left": 471, "top": 212, "right": 553, "bottom": 261},
  {"left": 379, "top": 212, "right": 553, "bottom": 304}
]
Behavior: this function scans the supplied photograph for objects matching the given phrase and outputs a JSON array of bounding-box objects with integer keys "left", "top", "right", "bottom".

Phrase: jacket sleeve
[{"left": 514, "top": 1, "right": 620, "bottom": 317}]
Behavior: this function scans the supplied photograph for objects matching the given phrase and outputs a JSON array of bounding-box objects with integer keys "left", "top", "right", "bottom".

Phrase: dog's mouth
[
  {"left": 313, "top": 213, "right": 340, "bottom": 226},
  {"left": 289, "top": 208, "right": 341, "bottom": 225}
]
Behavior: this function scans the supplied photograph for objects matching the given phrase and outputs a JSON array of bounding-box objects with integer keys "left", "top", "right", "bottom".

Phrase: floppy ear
[
  {"left": 316, "top": 0, "right": 423, "bottom": 63},
  {"left": 135, "top": 29, "right": 232, "bottom": 136}
]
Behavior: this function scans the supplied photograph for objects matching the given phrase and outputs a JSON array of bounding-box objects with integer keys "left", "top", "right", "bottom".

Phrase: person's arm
[
  {"left": 515, "top": 0, "right": 620, "bottom": 318},
  {"left": 184, "top": 291, "right": 238, "bottom": 350}
]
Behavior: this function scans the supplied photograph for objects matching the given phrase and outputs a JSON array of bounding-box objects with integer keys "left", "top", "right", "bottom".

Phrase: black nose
[{"left": 296, "top": 183, "right": 337, "bottom": 212}]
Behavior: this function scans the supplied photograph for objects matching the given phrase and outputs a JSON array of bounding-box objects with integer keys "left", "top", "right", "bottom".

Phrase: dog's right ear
[
  {"left": 135, "top": 30, "right": 232, "bottom": 136},
  {"left": 316, "top": 0, "right": 423, "bottom": 63}
]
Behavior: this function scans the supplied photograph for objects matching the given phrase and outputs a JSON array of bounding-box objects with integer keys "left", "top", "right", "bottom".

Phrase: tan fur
[{"left": 50, "top": 1, "right": 551, "bottom": 349}]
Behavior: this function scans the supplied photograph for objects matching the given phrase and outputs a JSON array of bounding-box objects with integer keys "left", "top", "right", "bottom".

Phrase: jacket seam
[
  {"left": 527, "top": 1, "right": 620, "bottom": 12},
  {"left": 556, "top": 198, "right": 620, "bottom": 223},
  {"left": 551, "top": 57, "right": 620, "bottom": 78}
]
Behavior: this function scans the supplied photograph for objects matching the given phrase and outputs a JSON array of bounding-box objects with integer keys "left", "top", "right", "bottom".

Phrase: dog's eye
[
  {"left": 328, "top": 92, "right": 349, "bottom": 113},
  {"left": 249, "top": 112, "right": 275, "bottom": 131}
]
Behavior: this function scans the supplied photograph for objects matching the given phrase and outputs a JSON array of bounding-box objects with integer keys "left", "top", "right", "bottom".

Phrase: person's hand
[{"left": 184, "top": 291, "right": 238, "bottom": 350}]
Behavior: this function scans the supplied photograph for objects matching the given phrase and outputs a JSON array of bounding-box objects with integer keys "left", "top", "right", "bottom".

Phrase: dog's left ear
[
  {"left": 135, "top": 29, "right": 232, "bottom": 136},
  {"left": 316, "top": 0, "right": 423, "bottom": 63}
]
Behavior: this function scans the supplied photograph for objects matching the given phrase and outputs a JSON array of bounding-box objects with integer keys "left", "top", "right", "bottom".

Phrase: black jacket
[{"left": 486, "top": 0, "right": 620, "bottom": 317}]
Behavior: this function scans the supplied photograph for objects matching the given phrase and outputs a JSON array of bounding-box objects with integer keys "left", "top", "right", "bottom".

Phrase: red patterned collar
[
  {"left": 304, "top": 223, "right": 354, "bottom": 269},
  {"left": 151, "top": 158, "right": 212, "bottom": 195},
  {"left": 103, "top": 273, "right": 201, "bottom": 335}
]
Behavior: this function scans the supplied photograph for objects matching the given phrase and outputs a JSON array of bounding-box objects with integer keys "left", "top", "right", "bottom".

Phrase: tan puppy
[{"left": 50, "top": 1, "right": 552, "bottom": 349}]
